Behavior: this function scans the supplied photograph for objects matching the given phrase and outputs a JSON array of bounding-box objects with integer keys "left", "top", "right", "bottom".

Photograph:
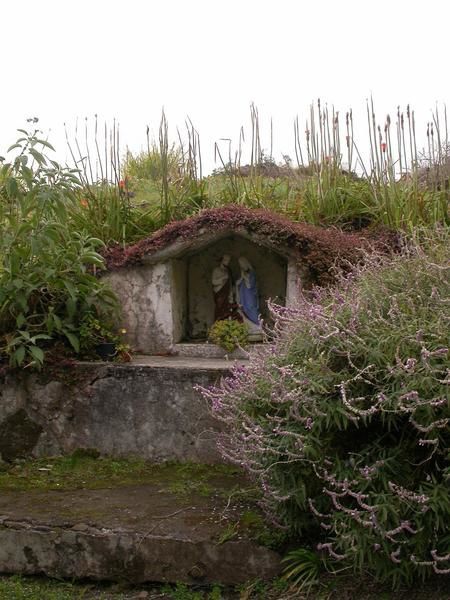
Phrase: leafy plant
[
  {"left": 123, "top": 143, "right": 183, "bottom": 183},
  {"left": 114, "top": 342, "right": 132, "bottom": 362},
  {"left": 282, "top": 548, "right": 325, "bottom": 591},
  {"left": 208, "top": 319, "right": 249, "bottom": 352},
  {"left": 0, "top": 575, "right": 92, "bottom": 600},
  {"left": 160, "top": 582, "right": 204, "bottom": 599},
  {"left": 0, "top": 125, "right": 117, "bottom": 368},
  {"left": 78, "top": 314, "right": 115, "bottom": 347},
  {"left": 202, "top": 229, "right": 450, "bottom": 586},
  {"left": 77, "top": 313, "right": 130, "bottom": 360},
  {"left": 216, "top": 522, "right": 239, "bottom": 544}
]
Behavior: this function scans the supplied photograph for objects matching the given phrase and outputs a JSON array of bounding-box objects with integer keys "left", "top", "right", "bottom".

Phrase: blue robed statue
[{"left": 236, "top": 257, "right": 262, "bottom": 337}]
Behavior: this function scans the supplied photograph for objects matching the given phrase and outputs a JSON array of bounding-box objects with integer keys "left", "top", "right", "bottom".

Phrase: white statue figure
[{"left": 236, "top": 256, "right": 263, "bottom": 340}]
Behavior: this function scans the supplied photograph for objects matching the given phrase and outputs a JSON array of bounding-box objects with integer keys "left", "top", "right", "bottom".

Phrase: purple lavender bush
[{"left": 201, "top": 229, "right": 449, "bottom": 586}]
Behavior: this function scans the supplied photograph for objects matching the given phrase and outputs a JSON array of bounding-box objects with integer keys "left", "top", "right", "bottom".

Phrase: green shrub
[
  {"left": 0, "top": 126, "right": 117, "bottom": 367},
  {"left": 203, "top": 229, "right": 450, "bottom": 586},
  {"left": 123, "top": 144, "right": 185, "bottom": 183},
  {"left": 208, "top": 319, "right": 249, "bottom": 352}
]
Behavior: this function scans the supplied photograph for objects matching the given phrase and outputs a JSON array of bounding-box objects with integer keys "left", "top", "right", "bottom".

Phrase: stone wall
[
  {"left": 105, "top": 263, "right": 174, "bottom": 354},
  {"left": 0, "top": 363, "right": 226, "bottom": 464}
]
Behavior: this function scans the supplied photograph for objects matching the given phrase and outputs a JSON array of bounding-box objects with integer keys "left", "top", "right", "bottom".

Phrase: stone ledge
[
  {"left": 172, "top": 343, "right": 260, "bottom": 360},
  {"left": 0, "top": 527, "right": 280, "bottom": 585},
  {"left": 75, "top": 355, "right": 249, "bottom": 371},
  {"left": 0, "top": 485, "right": 281, "bottom": 585},
  {"left": 0, "top": 361, "right": 231, "bottom": 463}
]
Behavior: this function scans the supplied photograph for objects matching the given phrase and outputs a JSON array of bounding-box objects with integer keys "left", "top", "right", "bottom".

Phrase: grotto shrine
[{"left": 103, "top": 206, "right": 367, "bottom": 355}]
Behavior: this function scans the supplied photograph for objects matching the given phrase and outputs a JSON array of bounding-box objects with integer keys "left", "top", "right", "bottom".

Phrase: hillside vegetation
[{"left": 0, "top": 101, "right": 448, "bottom": 368}]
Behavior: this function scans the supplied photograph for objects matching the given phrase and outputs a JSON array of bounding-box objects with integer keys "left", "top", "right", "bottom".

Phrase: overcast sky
[{"left": 1, "top": 0, "right": 448, "bottom": 173}]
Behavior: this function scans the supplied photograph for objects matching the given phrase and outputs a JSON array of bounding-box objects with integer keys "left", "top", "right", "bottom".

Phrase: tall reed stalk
[
  {"left": 291, "top": 98, "right": 449, "bottom": 228},
  {"left": 64, "top": 100, "right": 449, "bottom": 242}
]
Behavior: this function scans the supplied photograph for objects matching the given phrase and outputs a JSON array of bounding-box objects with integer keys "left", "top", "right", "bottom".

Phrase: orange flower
[
  {"left": 80, "top": 198, "right": 88, "bottom": 208},
  {"left": 118, "top": 179, "right": 126, "bottom": 189},
  {"left": 381, "top": 142, "right": 387, "bottom": 153}
]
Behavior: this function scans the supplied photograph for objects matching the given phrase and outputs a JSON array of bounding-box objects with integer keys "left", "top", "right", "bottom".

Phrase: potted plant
[
  {"left": 95, "top": 338, "right": 117, "bottom": 361},
  {"left": 79, "top": 314, "right": 128, "bottom": 361},
  {"left": 208, "top": 319, "right": 249, "bottom": 353},
  {"left": 114, "top": 341, "right": 132, "bottom": 362}
]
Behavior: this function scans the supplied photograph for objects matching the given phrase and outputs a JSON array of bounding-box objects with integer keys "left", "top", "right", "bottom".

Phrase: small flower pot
[{"left": 95, "top": 342, "right": 117, "bottom": 361}]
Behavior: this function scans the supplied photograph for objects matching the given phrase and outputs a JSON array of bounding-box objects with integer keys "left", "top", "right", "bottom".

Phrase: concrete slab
[
  {"left": 78, "top": 355, "right": 249, "bottom": 370},
  {"left": 1, "top": 359, "right": 244, "bottom": 464},
  {"left": 173, "top": 343, "right": 262, "bottom": 360},
  {"left": 0, "top": 481, "right": 280, "bottom": 585},
  {"left": 128, "top": 354, "right": 249, "bottom": 370}
]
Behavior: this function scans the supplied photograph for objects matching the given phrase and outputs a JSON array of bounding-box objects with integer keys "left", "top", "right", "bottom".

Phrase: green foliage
[
  {"left": 121, "top": 114, "right": 210, "bottom": 232},
  {"left": 163, "top": 583, "right": 203, "bottom": 600},
  {"left": 161, "top": 583, "right": 224, "bottom": 600},
  {"left": 124, "top": 145, "right": 183, "bottom": 183},
  {"left": 0, "top": 575, "right": 95, "bottom": 600},
  {"left": 208, "top": 319, "right": 249, "bottom": 352},
  {"left": 0, "top": 126, "right": 117, "bottom": 368},
  {"left": 1, "top": 107, "right": 448, "bottom": 368},
  {"left": 61, "top": 104, "right": 450, "bottom": 254},
  {"left": 205, "top": 229, "right": 450, "bottom": 586},
  {"left": 78, "top": 313, "right": 128, "bottom": 358},
  {"left": 300, "top": 171, "right": 375, "bottom": 227},
  {"left": 121, "top": 151, "right": 449, "bottom": 236},
  {"left": 0, "top": 455, "right": 243, "bottom": 493},
  {"left": 216, "top": 509, "right": 288, "bottom": 549},
  {"left": 282, "top": 548, "right": 326, "bottom": 591},
  {"left": 118, "top": 103, "right": 449, "bottom": 236},
  {"left": 79, "top": 314, "right": 114, "bottom": 349},
  {"left": 236, "top": 577, "right": 291, "bottom": 599},
  {"left": 69, "top": 182, "right": 159, "bottom": 246}
]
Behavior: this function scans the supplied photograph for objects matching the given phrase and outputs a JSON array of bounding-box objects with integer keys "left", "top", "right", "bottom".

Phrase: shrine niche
[
  {"left": 103, "top": 206, "right": 367, "bottom": 355},
  {"left": 181, "top": 236, "right": 286, "bottom": 341}
]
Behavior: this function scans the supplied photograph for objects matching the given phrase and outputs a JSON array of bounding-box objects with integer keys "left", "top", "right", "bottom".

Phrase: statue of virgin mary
[{"left": 236, "top": 257, "right": 263, "bottom": 338}]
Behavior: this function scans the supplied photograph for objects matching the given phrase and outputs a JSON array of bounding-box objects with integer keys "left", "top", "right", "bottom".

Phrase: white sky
[{"left": 1, "top": 0, "right": 448, "bottom": 173}]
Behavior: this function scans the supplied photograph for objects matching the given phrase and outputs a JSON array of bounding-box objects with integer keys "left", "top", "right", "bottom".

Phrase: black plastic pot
[{"left": 95, "top": 342, "right": 117, "bottom": 361}]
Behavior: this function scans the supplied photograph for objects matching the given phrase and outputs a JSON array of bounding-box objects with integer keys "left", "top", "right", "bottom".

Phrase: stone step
[
  {"left": 0, "top": 483, "right": 280, "bottom": 585},
  {"left": 173, "top": 343, "right": 263, "bottom": 360},
  {"left": 129, "top": 353, "right": 249, "bottom": 369}
]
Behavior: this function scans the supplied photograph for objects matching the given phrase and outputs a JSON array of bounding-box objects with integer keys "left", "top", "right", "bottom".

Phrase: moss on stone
[{"left": 0, "top": 454, "right": 245, "bottom": 495}]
